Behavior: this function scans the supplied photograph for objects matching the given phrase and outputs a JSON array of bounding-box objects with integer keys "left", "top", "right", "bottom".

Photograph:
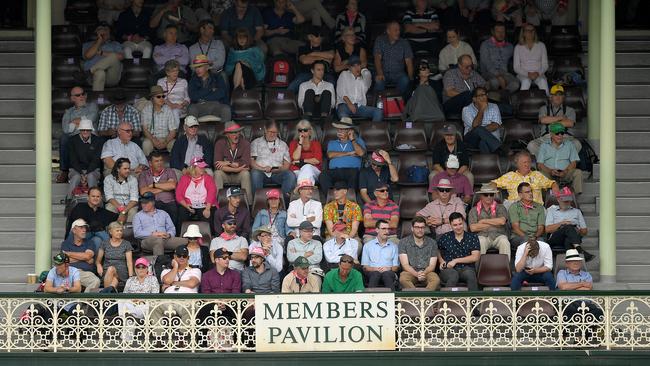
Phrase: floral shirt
[
  {"left": 323, "top": 199, "right": 362, "bottom": 236},
  {"left": 491, "top": 170, "right": 555, "bottom": 203}
]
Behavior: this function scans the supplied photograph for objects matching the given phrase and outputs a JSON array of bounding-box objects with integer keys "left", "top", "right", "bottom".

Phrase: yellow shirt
[{"left": 491, "top": 170, "right": 555, "bottom": 203}]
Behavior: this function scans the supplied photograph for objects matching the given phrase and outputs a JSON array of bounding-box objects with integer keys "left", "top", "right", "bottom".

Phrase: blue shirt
[
  {"left": 437, "top": 231, "right": 480, "bottom": 269},
  {"left": 327, "top": 137, "right": 366, "bottom": 169},
  {"left": 373, "top": 35, "right": 413, "bottom": 77},
  {"left": 557, "top": 269, "right": 592, "bottom": 284},
  {"left": 220, "top": 4, "right": 263, "bottom": 39},
  {"left": 188, "top": 73, "right": 230, "bottom": 104},
  {"left": 262, "top": 7, "right": 296, "bottom": 39},
  {"left": 133, "top": 209, "right": 176, "bottom": 239},
  {"left": 361, "top": 239, "right": 399, "bottom": 267},
  {"left": 545, "top": 205, "right": 587, "bottom": 229},
  {"left": 60, "top": 237, "right": 96, "bottom": 272},
  {"left": 462, "top": 102, "right": 502, "bottom": 139},
  {"left": 82, "top": 40, "right": 124, "bottom": 71},
  {"left": 46, "top": 266, "right": 81, "bottom": 288},
  {"left": 252, "top": 209, "right": 290, "bottom": 239},
  {"left": 537, "top": 141, "right": 580, "bottom": 170}
]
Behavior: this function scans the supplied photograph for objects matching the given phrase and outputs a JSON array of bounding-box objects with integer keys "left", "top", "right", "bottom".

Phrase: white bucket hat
[{"left": 182, "top": 224, "right": 202, "bottom": 238}]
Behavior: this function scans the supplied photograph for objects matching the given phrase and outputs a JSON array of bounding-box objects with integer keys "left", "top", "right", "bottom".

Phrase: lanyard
[
  {"left": 199, "top": 39, "right": 212, "bottom": 55},
  {"left": 165, "top": 79, "right": 177, "bottom": 97},
  {"left": 176, "top": 269, "right": 187, "bottom": 282},
  {"left": 228, "top": 146, "right": 238, "bottom": 162}
]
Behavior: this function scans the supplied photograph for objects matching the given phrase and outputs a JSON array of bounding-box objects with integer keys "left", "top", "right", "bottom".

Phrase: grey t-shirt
[
  {"left": 538, "top": 104, "right": 577, "bottom": 136},
  {"left": 398, "top": 235, "right": 438, "bottom": 271}
]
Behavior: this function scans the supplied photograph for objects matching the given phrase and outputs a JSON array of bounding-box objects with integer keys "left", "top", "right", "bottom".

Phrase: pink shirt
[{"left": 176, "top": 174, "right": 217, "bottom": 208}]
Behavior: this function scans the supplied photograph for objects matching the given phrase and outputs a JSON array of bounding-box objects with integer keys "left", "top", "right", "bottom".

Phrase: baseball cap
[
  {"left": 53, "top": 252, "right": 69, "bottom": 265},
  {"left": 184, "top": 115, "right": 199, "bottom": 127},
  {"left": 71, "top": 219, "right": 89, "bottom": 229},
  {"left": 266, "top": 189, "right": 281, "bottom": 199},
  {"left": 223, "top": 214, "right": 237, "bottom": 224},
  {"left": 549, "top": 122, "right": 567, "bottom": 134},
  {"left": 550, "top": 84, "right": 565, "bottom": 95},
  {"left": 175, "top": 245, "right": 189, "bottom": 257},
  {"left": 190, "top": 156, "right": 208, "bottom": 168},
  {"left": 249, "top": 246, "right": 266, "bottom": 259},
  {"left": 293, "top": 256, "right": 310, "bottom": 268},
  {"left": 441, "top": 124, "right": 457, "bottom": 135},
  {"left": 213, "top": 248, "right": 233, "bottom": 257},
  {"left": 299, "top": 221, "right": 314, "bottom": 231},
  {"left": 348, "top": 55, "right": 361, "bottom": 66},
  {"left": 139, "top": 191, "right": 155, "bottom": 203},
  {"left": 135, "top": 257, "right": 150, "bottom": 267},
  {"left": 333, "top": 181, "right": 348, "bottom": 190},
  {"left": 371, "top": 151, "right": 387, "bottom": 166},
  {"left": 226, "top": 187, "right": 243, "bottom": 198}
]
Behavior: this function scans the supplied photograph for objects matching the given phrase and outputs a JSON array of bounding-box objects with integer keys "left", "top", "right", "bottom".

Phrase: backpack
[
  {"left": 268, "top": 58, "right": 293, "bottom": 88},
  {"left": 64, "top": 193, "right": 88, "bottom": 218},
  {"left": 577, "top": 138, "right": 599, "bottom": 173},
  {"left": 406, "top": 166, "right": 429, "bottom": 184}
]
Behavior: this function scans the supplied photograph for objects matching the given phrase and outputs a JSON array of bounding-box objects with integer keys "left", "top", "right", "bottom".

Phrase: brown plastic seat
[
  {"left": 550, "top": 56, "right": 585, "bottom": 81},
  {"left": 359, "top": 121, "right": 392, "bottom": 152},
  {"left": 477, "top": 254, "right": 512, "bottom": 287},
  {"left": 65, "top": 0, "right": 98, "bottom": 24},
  {"left": 398, "top": 186, "right": 429, "bottom": 220},
  {"left": 563, "top": 86, "right": 586, "bottom": 120},
  {"left": 321, "top": 120, "right": 339, "bottom": 147},
  {"left": 52, "top": 56, "right": 85, "bottom": 88},
  {"left": 470, "top": 153, "right": 501, "bottom": 184},
  {"left": 548, "top": 25, "right": 582, "bottom": 56},
  {"left": 246, "top": 120, "right": 269, "bottom": 141},
  {"left": 513, "top": 89, "right": 547, "bottom": 120},
  {"left": 87, "top": 90, "right": 114, "bottom": 112},
  {"left": 503, "top": 119, "right": 536, "bottom": 148},
  {"left": 252, "top": 188, "right": 286, "bottom": 218},
  {"left": 325, "top": 188, "right": 357, "bottom": 204},
  {"left": 393, "top": 121, "right": 428, "bottom": 152},
  {"left": 52, "top": 25, "right": 81, "bottom": 55},
  {"left": 52, "top": 89, "right": 72, "bottom": 123},
  {"left": 264, "top": 89, "right": 300, "bottom": 120},
  {"left": 180, "top": 221, "right": 212, "bottom": 243},
  {"left": 429, "top": 121, "right": 464, "bottom": 148},
  {"left": 232, "top": 88, "right": 263, "bottom": 121},
  {"left": 397, "top": 152, "right": 430, "bottom": 186},
  {"left": 120, "top": 58, "right": 153, "bottom": 89}
]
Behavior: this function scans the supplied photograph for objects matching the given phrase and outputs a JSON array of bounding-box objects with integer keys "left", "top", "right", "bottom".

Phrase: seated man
[
  {"left": 288, "top": 26, "right": 335, "bottom": 94},
  {"left": 429, "top": 154, "right": 473, "bottom": 204},
  {"left": 492, "top": 150, "right": 558, "bottom": 209},
  {"left": 150, "top": 0, "right": 198, "bottom": 44},
  {"left": 468, "top": 184, "right": 511, "bottom": 259},
  {"left": 262, "top": 0, "right": 305, "bottom": 56},
  {"left": 57, "top": 86, "right": 99, "bottom": 184},
  {"left": 361, "top": 220, "right": 399, "bottom": 291},
  {"left": 437, "top": 212, "right": 480, "bottom": 290},
  {"left": 402, "top": 0, "right": 442, "bottom": 55},
  {"left": 323, "top": 181, "right": 363, "bottom": 239},
  {"left": 336, "top": 55, "right": 382, "bottom": 121},
  {"left": 362, "top": 183, "right": 400, "bottom": 244},
  {"left": 152, "top": 24, "right": 190, "bottom": 74},
  {"left": 141, "top": 85, "right": 179, "bottom": 156},
  {"left": 321, "top": 254, "right": 364, "bottom": 293},
  {"left": 417, "top": 178, "right": 465, "bottom": 238},
  {"left": 115, "top": 0, "right": 153, "bottom": 59},
  {"left": 219, "top": 0, "right": 266, "bottom": 51},
  {"left": 210, "top": 213, "right": 250, "bottom": 271},
  {"left": 511, "top": 239, "right": 556, "bottom": 290},
  {"left": 358, "top": 150, "right": 398, "bottom": 205},
  {"left": 429, "top": 124, "right": 473, "bottom": 187},
  {"left": 398, "top": 216, "right": 440, "bottom": 290},
  {"left": 479, "top": 22, "right": 519, "bottom": 94},
  {"left": 213, "top": 121, "right": 251, "bottom": 203},
  {"left": 67, "top": 118, "right": 103, "bottom": 197},
  {"left": 318, "top": 118, "right": 366, "bottom": 196},
  {"left": 536, "top": 122, "right": 583, "bottom": 195},
  {"left": 242, "top": 247, "right": 281, "bottom": 294},
  {"left": 67, "top": 187, "right": 120, "bottom": 250},
  {"left": 96, "top": 90, "right": 142, "bottom": 139},
  {"left": 528, "top": 84, "right": 581, "bottom": 156},
  {"left": 373, "top": 21, "right": 414, "bottom": 101},
  {"left": 298, "top": 60, "right": 335, "bottom": 118},
  {"left": 323, "top": 222, "right": 360, "bottom": 269},
  {"left": 545, "top": 187, "right": 594, "bottom": 261},
  {"left": 43, "top": 252, "right": 82, "bottom": 294},
  {"left": 188, "top": 19, "right": 226, "bottom": 73},
  {"left": 100, "top": 122, "right": 148, "bottom": 177},
  {"left": 214, "top": 187, "right": 252, "bottom": 240},
  {"left": 286, "top": 221, "right": 323, "bottom": 271},
  {"left": 509, "top": 182, "right": 546, "bottom": 245},
  {"left": 286, "top": 179, "right": 322, "bottom": 239},
  {"left": 187, "top": 54, "right": 231, "bottom": 121},
  {"left": 60, "top": 219, "right": 101, "bottom": 291},
  {"left": 200, "top": 248, "right": 242, "bottom": 294},
  {"left": 170, "top": 115, "right": 214, "bottom": 176},
  {"left": 133, "top": 192, "right": 186, "bottom": 256},
  {"left": 82, "top": 22, "right": 125, "bottom": 91},
  {"left": 461, "top": 86, "right": 502, "bottom": 153},
  {"left": 250, "top": 120, "right": 296, "bottom": 200},
  {"left": 442, "top": 54, "right": 486, "bottom": 116},
  {"left": 556, "top": 248, "right": 604, "bottom": 329},
  {"left": 103, "top": 158, "right": 139, "bottom": 222},
  {"left": 281, "top": 256, "right": 322, "bottom": 293},
  {"left": 138, "top": 150, "right": 178, "bottom": 231}
]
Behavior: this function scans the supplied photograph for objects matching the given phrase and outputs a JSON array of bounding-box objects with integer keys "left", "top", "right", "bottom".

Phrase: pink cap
[
  {"left": 249, "top": 246, "right": 266, "bottom": 258},
  {"left": 371, "top": 151, "right": 387, "bottom": 165},
  {"left": 333, "top": 222, "right": 347, "bottom": 232},
  {"left": 266, "top": 189, "right": 281, "bottom": 200},
  {"left": 135, "top": 257, "right": 150, "bottom": 267},
  {"left": 190, "top": 157, "right": 209, "bottom": 168}
]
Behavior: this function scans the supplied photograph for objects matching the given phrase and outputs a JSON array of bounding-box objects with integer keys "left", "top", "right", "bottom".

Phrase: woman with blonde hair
[
  {"left": 288, "top": 119, "right": 322, "bottom": 183},
  {"left": 513, "top": 23, "right": 549, "bottom": 94},
  {"left": 96, "top": 221, "right": 134, "bottom": 290},
  {"left": 176, "top": 156, "right": 217, "bottom": 228},
  {"left": 333, "top": 26, "right": 368, "bottom": 73},
  {"left": 157, "top": 59, "right": 190, "bottom": 119}
]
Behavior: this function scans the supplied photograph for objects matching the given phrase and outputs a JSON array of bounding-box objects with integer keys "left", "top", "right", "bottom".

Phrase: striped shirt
[
  {"left": 97, "top": 104, "right": 142, "bottom": 132},
  {"left": 402, "top": 9, "right": 439, "bottom": 42},
  {"left": 462, "top": 102, "right": 502, "bottom": 140},
  {"left": 363, "top": 199, "right": 399, "bottom": 236},
  {"left": 141, "top": 103, "right": 180, "bottom": 139}
]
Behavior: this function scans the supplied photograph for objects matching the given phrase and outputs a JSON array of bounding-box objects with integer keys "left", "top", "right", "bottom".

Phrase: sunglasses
[
  {"left": 72, "top": 92, "right": 86, "bottom": 97},
  {"left": 259, "top": 233, "right": 271, "bottom": 237},
  {"left": 554, "top": 132, "right": 566, "bottom": 136},
  {"left": 375, "top": 189, "right": 388, "bottom": 193},
  {"left": 340, "top": 259, "right": 354, "bottom": 264},
  {"left": 177, "top": 254, "right": 189, "bottom": 259},
  {"left": 154, "top": 95, "right": 166, "bottom": 99},
  {"left": 437, "top": 188, "right": 451, "bottom": 193},
  {"left": 218, "top": 255, "right": 230, "bottom": 260},
  {"left": 135, "top": 265, "right": 147, "bottom": 269},
  {"left": 298, "top": 128, "right": 310, "bottom": 132},
  {"left": 225, "top": 222, "right": 236, "bottom": 226},
  {"left": 482, "top": 193, "right": 495, "bottom": 197}
]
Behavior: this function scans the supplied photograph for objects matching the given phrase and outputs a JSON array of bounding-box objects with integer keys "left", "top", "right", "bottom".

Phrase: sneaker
[{"left": 576, "top": 246, "right": 595, "bottom": 262}]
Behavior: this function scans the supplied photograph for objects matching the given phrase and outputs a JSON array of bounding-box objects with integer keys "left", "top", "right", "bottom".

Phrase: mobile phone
[{"left": 524, "top": 266, "right": 531, "bottom": 271}]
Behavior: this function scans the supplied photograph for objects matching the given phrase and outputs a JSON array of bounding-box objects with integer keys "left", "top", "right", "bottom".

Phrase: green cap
[
  {"left": 52, "top": 252, "right": 69, "bottom": 265},
  {"left": 293, "top": 256, "right": 310, "bottom": 268},
  {"left": 549, "top": 122, "right": 566, "bottom": 134}
]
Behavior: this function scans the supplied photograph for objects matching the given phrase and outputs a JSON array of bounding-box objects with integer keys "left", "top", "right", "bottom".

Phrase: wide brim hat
[
  {"left": 182, "top": 224, "right": 202, "bottom": 238},
  {"left": 253, "top": 226, "right": 273, "bottom": 240},
  {"left": 476, "top": 183, "right": 499, "bottom": 194},
  {"left": 332, "top": 117, "right": 355, "bottom": 129}
]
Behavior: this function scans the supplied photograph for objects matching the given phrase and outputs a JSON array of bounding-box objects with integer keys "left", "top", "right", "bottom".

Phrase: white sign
[{"left": 255, "top": 293, "right": 395, "bottom": 352}]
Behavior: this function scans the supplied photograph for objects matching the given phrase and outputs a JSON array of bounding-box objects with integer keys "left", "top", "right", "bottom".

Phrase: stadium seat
[
  {"left": 513, "top": 89, "right": 547, "bottom": 120},
  {"left": 252, "top": 188, "right": 286, "bottom": 218},
  {"left": 52, "top": 25, "right": 82, "bottom": 56},
  {"left": 502, "top": 119, "right": 536, "bottom": 150},
  {"left": 550, "top": 56, "right": 585, "bottom": 82},
  {"left": 397, "top": 152, "right": 430, "bottom": 186},
  {"left": 120, "top": 58, "right": 153, "bottom": 89},
  {"left": 321, "top": 120, "right": 339, "bottom": 147},
  {"left": 470, "top": 153, "right": 501, "bottom": 184},
  {"left": 52, "top": 56, "right": 86, "bottom": 88},
  {"left": 563, "top": 86, "right": 586, "bottom": 120},
  {"left": 477, "top": 254, "right": 512, "bottom": 287},
  {"left": 64, "top": 0, "right": 98, "bottom": 24},
  {"left": 325, "top": 188, "right": 358, "bottom": 204},
  {"left": 232, "top": 88, "right": 263, "bottom": 121},
  {"left": 87, "top": 90, "right": 114, "bottom": 111},
  {"left": 548, "top": 25, "right": 582, "bottom": 56},
  {"left": 52, "top": 89, "right": 71, "bottom": 122},
  {"left": 359, "top": 121, "right": 391, "bottom": 152},
  {"left": 398, "top": 186, "right": 429, "bottom": 220},
  {"left": 247, "top": 120, "right": 268, "bottom": 141},
  {"left": 429, "top": 121, "right": 464, "bottom": 148},
  {"left": 180, "top": 221, "right": 212, "bottom": 243},
  {"left": 264, "top": 89, "right": 300, "bottom": 120},
  {"left": 393, "top": 121, "right": 428, "bottom": 152}
]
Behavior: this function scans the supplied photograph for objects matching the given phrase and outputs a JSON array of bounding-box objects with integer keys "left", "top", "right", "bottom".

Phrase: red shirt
[{"left": 288, "top": 139, "right": 323, "bottom": 171}]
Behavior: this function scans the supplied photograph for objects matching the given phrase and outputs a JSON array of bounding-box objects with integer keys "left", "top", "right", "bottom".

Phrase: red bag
[
  {"left": 382, "top": 96, "right": 405, "bottom": 118},
  {"left": 269, "top": 59, "right": 291, "bottom": 87}
]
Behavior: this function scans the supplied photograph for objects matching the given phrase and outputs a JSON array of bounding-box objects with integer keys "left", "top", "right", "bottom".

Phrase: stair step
[
  {"left": 0, "top": 182, "right": 67, "bottom": 198},
  {"left": 0, "top": 85, "right": 34, "bottom": 99},
  {"left": 583, "top": 181, "right": 650, "bottom": 196},
  {"left": 617, "top": 68, "right": 650, "bottom": 83},
  {"left": 615, "top": 40, "right": 650, "bottom": 52},
  {"left": 593, "top": 163, "right": 650, "bottom": 180},
  {"left": 584, "top": 215, "right": 650, "bottom": 231},
  {"left": 616, "top": 99, "right": 650, "bottom": 116},
  {"left": 0, "top": 283, "right": 39, "bottom": 292},
  {"left": 0, "top": 40, "right": 34, "bottom": 53},
  {"left": 0, "top": 52, "right": 34, "bottom": 67},
  {"left": 0, "top": 233, "right": 65, "bottom": 251},
  {"left": 0, "top": 150, "right": 35, "bottom": 164},
  {"left": 0, "top": 265, "right": 38, "bottom": 283},
  {"left": 0, "top": 117, "right": 34, "bottom": 132},
  {"left": 616, "top": 249, "right": 650, "bottom": 265},
  {"left": 0, "top": 216, "right": 67, "bottom": 232},
  {"left": 0, "top": 198, "right": 67, "bottom": 215},
  {"left": 616, "top": 52, "right": 650, "bottom": 66},
  {"left": 0, "top": 132, "right": 34, "bottom": 149},
  {"left": 616, "top": 84, "right": 650, "bottom": 99},
  {"left": 0, "top": 100, "right": 34, "bottom": 117},
  {"left": 616, "top": 265, "right": 650, "bottom": 282},
  {"left": 615, "top": 132, "right": 650, "bottom": 148},
  {"left": 615, "top": 149, "right": 650, "bottom": 163},
  {"left": 595, "top": 197, "right": 650, "bottom": 215},
  {"left": 0, "top": 165, "right": 35, "bottom": 181},
  {"left": 616, "top": 116, "right": 650, "bottom": 131},
  {"left": 0, "top": 67, "right": 34, "bottom": 84}
]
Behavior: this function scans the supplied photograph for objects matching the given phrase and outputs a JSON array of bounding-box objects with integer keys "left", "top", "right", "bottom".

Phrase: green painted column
[
  {"left": 587, "top": 0, "right": 601, "bottom": 139},
  {"left": 598, "top": 0, "right": 616, "bottom": 283},
  {"left": 35, "top": 0, "right": 52, "bottom": 274}
]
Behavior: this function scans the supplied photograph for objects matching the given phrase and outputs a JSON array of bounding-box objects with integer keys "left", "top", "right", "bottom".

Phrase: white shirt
[
  {"left": 336, "top": 68, "right": 372, "bottom": 106},
  {"left": 323, "top": 237, "right": 359, "bottom": 263},
  {"left": 513, "top": 42, "right": 549, "bottom": 77},
  {"left": 298, "top": 79, "right": 336, "bottom": 109},
  {"left": 161, "top": 267, "right": 202, "bottom": 293},
  {"left": 286, "top": 198, "right": 323, "bottom": 236},
  {"left": 514, "top": 241, "right": 553, "bottom": 271},
  {"left": 101, "top": 138, "right": 149, "bottom": 168}
]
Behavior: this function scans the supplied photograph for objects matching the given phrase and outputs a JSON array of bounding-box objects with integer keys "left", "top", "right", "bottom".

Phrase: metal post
[
  {"left": 35, "top": 0, "right": 52, "bottom": 274},
  {"left": 587, "top": 0, "right": 601, "bottom": 140},
  {"left": 598, "top": 0, "right": 616, "bottom": 283}
]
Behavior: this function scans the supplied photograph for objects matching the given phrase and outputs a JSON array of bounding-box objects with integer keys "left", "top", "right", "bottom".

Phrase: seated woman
[
  {"left": 514, "top": 23, "right": 549, "bottom": 95},
  {"left": 333, "top": 26, "right": 368, "bottom": 74},
  {"left": 248, "top": 226, "right": 284, "bottom": 274},
  {"left": 252, "top": 189, "right": 290, "bottom": 244},
  {"left": 183, "top": 224, "right": 213, "bottom": 273},
  {"left": 225, "top": 28, "right": 266, "bottom": 91},
  {"left": 288, "top": 119, "right": 322, "bottom": 183},
  {"left": 96, "top": 221, "right": 134, "bottom": 290},
  {"left": 118, "top": 257, "right": 159, "bottom": 321},
  {"left": 438, "top": 27, "right": 477, "bottom": 73},
  {"left": 176, "top": 157, "right": 218, "bottom": 229},
  {"left": 157, "top": 59, "right": 190, "bottom": 120},
  {"left": 334, "top": 0, "right": 366, "bottom": 45}
]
